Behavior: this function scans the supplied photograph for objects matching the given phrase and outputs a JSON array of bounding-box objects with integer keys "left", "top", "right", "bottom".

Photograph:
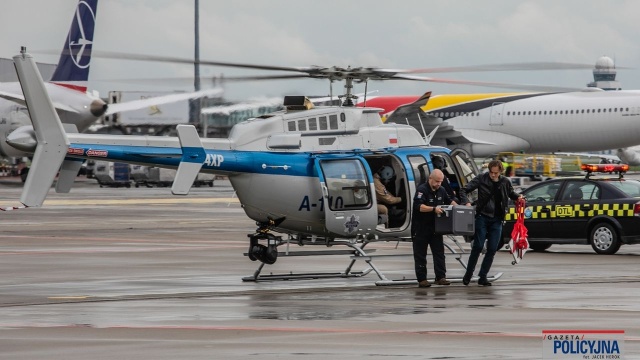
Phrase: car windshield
[{"left": 608, "top": 180, "right": 640, "bottom": 198}]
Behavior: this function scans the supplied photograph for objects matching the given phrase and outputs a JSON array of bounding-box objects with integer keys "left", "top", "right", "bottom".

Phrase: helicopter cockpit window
[
  {"left": 287, "top": 121, "right": 296, "bottom": 131},
  {"left": 319, "top": 159, "right": 371, "bottom": 211},
  {"left": 298, "top": 119, "right": 307, "bottom": 131},
  {"left": 319, "top": 116, "right": 328, "bottom": 130},
  {"left": 329, "top": 115, "right": 338, "bottom": 129}
]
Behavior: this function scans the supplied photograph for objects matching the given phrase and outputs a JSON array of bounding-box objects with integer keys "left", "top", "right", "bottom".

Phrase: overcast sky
[{"left": 1, "top": 0, "right": 639, "bottom": 100}]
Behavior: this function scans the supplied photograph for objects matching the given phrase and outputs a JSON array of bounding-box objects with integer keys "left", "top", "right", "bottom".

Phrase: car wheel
[
  {"left": 529, "top": 243, "right": 552, "bottom": 252},
  {"left": 590, "top": 222, "right": 621, "bottom": 255}
]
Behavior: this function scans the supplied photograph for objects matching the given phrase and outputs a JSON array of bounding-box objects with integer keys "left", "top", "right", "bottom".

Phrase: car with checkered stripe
[{"left": 502, "top": 164, "right": 640, "bottom": 254}]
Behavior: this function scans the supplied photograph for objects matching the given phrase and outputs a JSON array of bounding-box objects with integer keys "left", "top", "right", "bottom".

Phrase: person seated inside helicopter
[
  {"left": 430, "top": 155, "right": 459, "bottom": 203},
  {"left": 374, "top": 165, "right": 402, "bottom": 227}
]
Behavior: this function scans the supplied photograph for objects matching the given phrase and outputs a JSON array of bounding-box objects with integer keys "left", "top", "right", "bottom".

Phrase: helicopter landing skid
[
  {"left": 242, "top": 242, "right": 377, "bottom": 282},
  {"left": 241, "top": 235, "right": 497, "bottom": 286}
]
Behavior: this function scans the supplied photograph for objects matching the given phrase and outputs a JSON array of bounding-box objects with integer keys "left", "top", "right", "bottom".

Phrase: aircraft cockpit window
[{"left": 319, "top": 116, "right": 328, "bottom": 130}]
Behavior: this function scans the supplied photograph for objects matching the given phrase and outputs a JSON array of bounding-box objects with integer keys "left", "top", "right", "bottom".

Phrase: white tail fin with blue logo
[{"left": 49, "top": 0, "right": 98, "bottom": 93}]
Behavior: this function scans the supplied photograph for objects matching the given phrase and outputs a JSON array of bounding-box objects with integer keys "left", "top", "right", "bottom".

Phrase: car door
[
  {"left": 552, "top": 180, "right": 599, "bottom": 239},
  {"left": 519, "top": 181, "right": 562, "bottom": 238}
]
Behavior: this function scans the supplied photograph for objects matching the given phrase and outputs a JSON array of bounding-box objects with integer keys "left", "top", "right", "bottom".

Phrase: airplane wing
[
  {"left": 384, "top": 91, "right": 464, "bottom": 140},
  {"left": 0, "top": 89, "right": 79, "bottom": 113},
  {"left": 554, "top": 152, "right": 621, "bottom": 163},
  {"left": 383, "top": 91, "right": 432, "bottom": 123}
]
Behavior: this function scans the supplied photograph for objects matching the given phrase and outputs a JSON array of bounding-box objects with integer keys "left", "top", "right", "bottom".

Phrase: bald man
[{"left": 411, "top": 169, "right": 458, "bottom": 288}]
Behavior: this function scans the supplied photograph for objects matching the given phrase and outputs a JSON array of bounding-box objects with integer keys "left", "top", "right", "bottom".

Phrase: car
[{"left": 502, "top": 164, "right": 640, "bottom": 255}]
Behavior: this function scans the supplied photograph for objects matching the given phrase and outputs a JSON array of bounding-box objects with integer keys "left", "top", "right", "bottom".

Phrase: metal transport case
[{"left": 435, "top": 205, "right": 475, "bottom": 236}]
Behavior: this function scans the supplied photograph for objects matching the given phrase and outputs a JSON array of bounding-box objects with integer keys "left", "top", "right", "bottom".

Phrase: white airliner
[
  {"left": 0, "top": 0, "right": 221, "bottom": 159},
  {"left": 367, "top": 90, "right": 640, "bottom": 158}
]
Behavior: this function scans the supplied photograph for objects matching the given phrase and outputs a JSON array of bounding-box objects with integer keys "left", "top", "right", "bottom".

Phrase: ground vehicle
[{"left": 502, "top": 164, "right": 640, "bottom": 254}]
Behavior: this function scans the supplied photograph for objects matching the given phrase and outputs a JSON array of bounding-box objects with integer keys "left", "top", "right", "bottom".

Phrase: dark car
[{"left": 503, "top": 164, "right": 640, "bottom": 254}]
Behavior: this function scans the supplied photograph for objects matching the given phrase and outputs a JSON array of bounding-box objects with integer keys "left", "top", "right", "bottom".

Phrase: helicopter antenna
[
  {"left": 416, "top": 113, "right": 428, "bottom": 139},
  {"left": 425, "top": 125, "right": 440, "bottom": 146}
]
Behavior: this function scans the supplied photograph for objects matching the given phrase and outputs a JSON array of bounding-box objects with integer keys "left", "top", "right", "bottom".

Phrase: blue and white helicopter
[{"left": 11, "top": 49, "right": 492, "bottom": 284}]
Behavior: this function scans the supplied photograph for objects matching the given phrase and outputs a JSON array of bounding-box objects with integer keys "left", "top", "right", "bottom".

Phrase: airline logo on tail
[{"left": 50, "top": 0, "right": 98, "bottom": 92}]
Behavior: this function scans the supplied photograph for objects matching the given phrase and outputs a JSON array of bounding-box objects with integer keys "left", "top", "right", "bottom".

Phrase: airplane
[
  {"left": 363, "top": 90, "right": 640, "bottom": 159},
  {"left": 10, "top": 49, "right": 490, "bottom": 285},
  {"left": 0, "top": 0, "right": 223, "bottom": 160}
]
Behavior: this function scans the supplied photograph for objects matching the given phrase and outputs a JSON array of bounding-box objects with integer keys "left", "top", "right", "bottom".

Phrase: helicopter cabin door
[
  {"left": 314, "top": 157, "right": 377, "bottom": 237},
  {"left": 450, "top": 148, "right": 480, "bottom": 203}
]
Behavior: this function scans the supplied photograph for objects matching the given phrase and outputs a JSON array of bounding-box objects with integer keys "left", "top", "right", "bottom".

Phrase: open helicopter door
[
  {"left": 314, "top": 157, "right": 378, "bottom": 237},
  {"left": 449, "top": 148, "right": 480, "bottom": 209}
]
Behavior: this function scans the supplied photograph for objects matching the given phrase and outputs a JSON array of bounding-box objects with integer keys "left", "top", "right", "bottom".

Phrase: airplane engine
[
  {"left": 617, "top": 147, "right": 640, "bottom": 166},
  {"left": 1, "top": 124, "right": 36, "bottom": 158}
]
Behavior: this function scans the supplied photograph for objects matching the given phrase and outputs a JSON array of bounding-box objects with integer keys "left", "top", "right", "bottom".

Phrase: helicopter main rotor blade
[
  {"left": 92, "top": 74, "right": 310, "bottom": 85},
  {"left": 34, "top": 49, "right": 611, "bottom": 92},
  {"left": 404, "top": 62, "right": 632, "bottom": 74},
  {"left": 34, "top": 49, "right": 315, "bottom": 73},
  {"left": 391, "top": 74, "right": 582, "bottom": 92}
]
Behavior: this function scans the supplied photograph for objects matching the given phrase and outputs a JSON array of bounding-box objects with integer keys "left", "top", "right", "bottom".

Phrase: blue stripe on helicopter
[{"left": 70, "top": 143, "right": 437, "bottom": 180}]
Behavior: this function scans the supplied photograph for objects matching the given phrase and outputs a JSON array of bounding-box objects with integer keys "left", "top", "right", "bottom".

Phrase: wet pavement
[{"left": 0, "top": 177, "right": 639, "bottom": 359}]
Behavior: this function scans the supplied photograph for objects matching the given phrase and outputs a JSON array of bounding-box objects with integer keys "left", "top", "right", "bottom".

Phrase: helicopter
[{"left": 12, "top": 50, "right": 590, "bottom": 284}]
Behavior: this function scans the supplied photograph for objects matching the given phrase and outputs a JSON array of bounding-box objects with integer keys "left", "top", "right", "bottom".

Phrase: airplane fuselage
[
  {"left": 0, "top": 82, "right": 104, "bottom": 157},
  {"left": 444, "top": 90, "right": 640, "bottom": 157},
  {"left": 371, "top": 90, "right": 640, "bottom": 158}
]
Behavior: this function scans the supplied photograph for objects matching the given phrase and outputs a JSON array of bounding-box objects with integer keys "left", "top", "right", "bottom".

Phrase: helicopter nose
[{"left": 90, "top": 98, "right": 108, "bottom": 117}]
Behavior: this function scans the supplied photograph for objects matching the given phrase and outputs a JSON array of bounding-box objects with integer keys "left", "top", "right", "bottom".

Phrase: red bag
[{"left": 508, "top": 198, "right": 529, "bottom": 265}]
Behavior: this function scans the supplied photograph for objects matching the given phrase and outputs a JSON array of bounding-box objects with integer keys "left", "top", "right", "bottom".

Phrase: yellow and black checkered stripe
[{"left": 505, "top": 203, "right": 635, "bottom": 221}]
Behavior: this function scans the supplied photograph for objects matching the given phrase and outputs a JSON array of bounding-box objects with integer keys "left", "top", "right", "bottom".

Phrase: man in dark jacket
[
  {"left": 411, "top": 169, "right": 457, "bottom": 288},
  {"left": 459, "top": 160, "right": 522, "bottom": 286}
]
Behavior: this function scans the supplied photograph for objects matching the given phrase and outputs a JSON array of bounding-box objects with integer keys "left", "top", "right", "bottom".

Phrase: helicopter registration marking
[
  {"left": 204, "top": 154, "right": 224, "bottom": 167},
  {"left": 299, "top": 196, "right": 345, "bottom": 211}
]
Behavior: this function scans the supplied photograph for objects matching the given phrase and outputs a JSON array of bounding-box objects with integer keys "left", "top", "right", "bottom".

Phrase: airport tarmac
[{"left": 0, "top": 177, "right": 639, "bottom": 359}]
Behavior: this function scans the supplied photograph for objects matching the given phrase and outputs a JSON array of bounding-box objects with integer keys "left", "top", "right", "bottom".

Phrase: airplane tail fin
[
  {"left": 14, "top": 50, "right": 70, "bottom": 207},
  {"left": 49, "top": 0, "right": 98, "bottom": 93}
]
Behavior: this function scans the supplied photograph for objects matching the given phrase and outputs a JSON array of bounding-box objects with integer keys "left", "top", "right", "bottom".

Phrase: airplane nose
[{"left": 90, "top": 98, "right": 108, "bottom": 117}]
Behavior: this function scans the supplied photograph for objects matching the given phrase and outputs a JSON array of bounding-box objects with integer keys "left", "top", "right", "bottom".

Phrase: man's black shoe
[
  {"left": 462, "top": 274, "right": 471, "bottom": 286},
  {"left": 478, "top": 278, "right": 492, "bottom": 286}
]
